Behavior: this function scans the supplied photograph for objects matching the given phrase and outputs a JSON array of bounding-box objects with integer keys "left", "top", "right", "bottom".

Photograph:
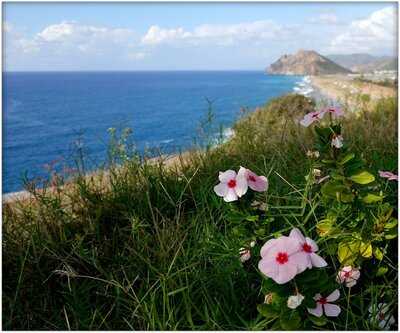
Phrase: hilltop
[
  {"left": 326, "top": 53, "right": 397, "bottom": 73},
  {"left": 266, "top": 50, "right": 352, "bottom": 75}
]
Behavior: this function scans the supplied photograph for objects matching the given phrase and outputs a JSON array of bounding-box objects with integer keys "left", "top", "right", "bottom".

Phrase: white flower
[
  {"left": 239, "top": 248, "right": 251, "bottom": 262},
  {"left": 331, "top": 134, "right": 344, "bottom": 148},
  {"left": 287, "top": 293, "right": 305, "bottom": 309},
  {"left": 369, "top": 303, "right": 395, "bottom": 330},
  {"left": 250, "top": 240, "right": 256, "bottom": 248},
  {"left": 214, "top": 170, "right": 248, "bottom": 202}
]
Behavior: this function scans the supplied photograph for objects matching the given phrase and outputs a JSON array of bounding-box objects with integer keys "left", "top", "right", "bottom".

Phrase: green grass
[{"left": 3, "top": 94, "right": 398, "bottom": 330}]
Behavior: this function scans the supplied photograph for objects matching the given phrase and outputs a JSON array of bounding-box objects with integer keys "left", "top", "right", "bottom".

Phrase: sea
[{"left": 3, "top": 71, "right": 311, "bottom": 193}]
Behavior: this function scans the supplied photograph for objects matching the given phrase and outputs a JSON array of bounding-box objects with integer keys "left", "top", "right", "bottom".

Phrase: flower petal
[
  {"left": 218, "top": 170, "right": 236, "bottom": 183},
  {"left": 235, "top": 175, "right": 248, "bottom": 197},
  {"left": 289, "top": 227, "right": 306, "bottom": 244},
  {"left": 305, "top": 237, "right": 318, "bottom": 252},
  {"left": 290, "top": 251, "right": 311, "bottom": 273},
  {"left": 258, "top": 257, "right": 278, "bottom": 279},
  {"left": 237, "top": 166, "right": 248, "bottom": 178},
  {"left": 214, "top": 182, "right": 228, "bottom": 197},
  {"left": 324, "top": 303, "right": 341, "bottom": 317},
  {"left": 308, "top": 303, "right": 323, "bottom": 317},
  {"left": 345, "top": 279, "right": 357, "bottom": 288},
  {"left": 274, "top": 262, "right": 298, "bottom": 284},
  {"left": 260, "top": 238, "right": 278, "bottom": 258},
  {"left": 326, "top": 289, "right": 340, "bottom": 302},
  {"left": 277, "top": 236, "right": 301, "bottom": 255},
  {"left": 310, "top": 253, "right": 328, "bottom": 268},
  {"left": 224, "top": 188, "right": 238, "bottom": 202},
  {"left": 249, "top": 175, "right": 268, "bottom": 192}
]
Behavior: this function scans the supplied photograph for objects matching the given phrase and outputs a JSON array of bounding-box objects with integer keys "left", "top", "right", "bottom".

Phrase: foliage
[{"left": 2, "top": 94, "right": 397, "bottom": 330}]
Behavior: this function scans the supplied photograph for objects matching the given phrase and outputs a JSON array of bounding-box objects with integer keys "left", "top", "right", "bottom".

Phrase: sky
[{"left": 3, "top": 2, "right": 398, "bottom": 71}]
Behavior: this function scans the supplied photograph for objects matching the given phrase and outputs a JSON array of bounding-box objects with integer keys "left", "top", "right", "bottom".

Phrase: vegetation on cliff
[{"left": 3, "top": 94, "right": 397, "bottom": 330}]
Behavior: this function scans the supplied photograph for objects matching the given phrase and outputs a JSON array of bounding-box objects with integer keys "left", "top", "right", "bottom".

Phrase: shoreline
[{"left": 4, "top": 75, "right": 395, "bottom": 203}]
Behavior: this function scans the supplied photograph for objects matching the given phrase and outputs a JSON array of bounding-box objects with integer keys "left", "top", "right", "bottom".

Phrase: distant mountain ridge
[
  {"left": 266, "top": 50, "right": 352, "bottom": 75},
  {"left": 326, "top": 53, "right": 397, "bottom": 73}
]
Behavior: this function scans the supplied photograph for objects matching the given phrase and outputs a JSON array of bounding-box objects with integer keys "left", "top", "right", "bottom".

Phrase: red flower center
[
  {"left": 248, "top": 175, "right": 256, "bottom": 182},
  {"left": 318, "top": 297, "right": 327, "bottom": 305},
  {"left": 312, "top": 113, "right": 319, "bottom": 118},
  {"left": 344, "top": 271, "right": 351, "bottom": 278},
  {"left": 379, "top": 312, "right": 386, "bottom": 320},
  {"left": 302, "top": 243, "right": 312, "bottom": 253},
  {"left": 328, "top": 108, "right": 335, "bottom": 113},
  {"left": 227, "top": 179, "right": 236, "bottom": 188},
  {"left": 275, "top": 252, "right": 289, "bottom": 264}
]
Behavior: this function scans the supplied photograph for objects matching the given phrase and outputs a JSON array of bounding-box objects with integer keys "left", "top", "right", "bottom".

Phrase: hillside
[
  {"left": 266, "top": 50, "right": 352, "bottom": 75},
  {"left": 3, "top": 93, "right": 397, "bottom": 330},
  {"left": 326, "top": 53, "right": 397, "bottom": 73}
]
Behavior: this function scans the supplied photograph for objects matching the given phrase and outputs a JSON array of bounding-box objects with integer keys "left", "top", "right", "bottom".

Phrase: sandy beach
[{"left": 310, "top": 74, "right": 396, "bottom": 106}]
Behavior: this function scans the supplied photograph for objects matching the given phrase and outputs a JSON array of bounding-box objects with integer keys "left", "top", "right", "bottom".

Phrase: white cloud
[
  {"left": 142, "top": 25, "right": 191, "bottom": 45},
  {"left": 4, "top": 21, "right": 149, "bottom": 69},
  {"left": 328, "top": 6, "right": 397, "bottom": 54},
  {"left": 141, "top": 20, "right": 293, "bottom": 46}
]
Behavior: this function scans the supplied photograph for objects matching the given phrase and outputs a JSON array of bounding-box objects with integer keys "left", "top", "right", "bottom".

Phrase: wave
[
  {"left": 159, "top": 139, "right": 174, "bottom": 144},
  {"left": 293, "top": 76, "right": 314, "bottom": 97}
]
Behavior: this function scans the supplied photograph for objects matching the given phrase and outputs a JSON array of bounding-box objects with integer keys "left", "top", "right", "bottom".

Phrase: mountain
[
  {"left": 326, "top": 53, "right": 397, "bottom": 73},
  {"left": 266, "top": 50, "right": 352, "bottom": 75}
]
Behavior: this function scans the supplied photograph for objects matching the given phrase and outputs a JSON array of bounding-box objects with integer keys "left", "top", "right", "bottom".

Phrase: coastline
[{"left": 4, "top": 74, "right": 395, "bottom": 204}]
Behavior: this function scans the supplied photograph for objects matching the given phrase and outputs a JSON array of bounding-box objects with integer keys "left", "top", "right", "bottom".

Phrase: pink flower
[
  {"left": 307, "top": 289, "right": 341, "bottom": 317},
  {"left": 336, "top": 266, "right": 360, "bottom": 288},
  {"left": 214, "top": 170, "right": 248, "bottom": 202},
  {"left": 300, "top": 111, "right": 324, "bottom": 127},
  {"left": 289, "top": 228, "right": 327, "bottom": 273},
  {"left": 258, "top": 236, "right": 308, "bottom": 284},
  {"left": 378, "top": 171, "right": 398, "bottom": 181},
  {"left": 321, "top": 106, "right": 344, "bottom": 118},
  {"left": 238, "top": 166, "right": 268, "bottom": 192},
  {"left": 331, "top": 134, "right": 343, "bottom": 148}
]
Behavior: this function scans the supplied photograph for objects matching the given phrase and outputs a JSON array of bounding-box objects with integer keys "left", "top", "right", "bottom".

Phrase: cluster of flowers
[
  {"left": 213, "top": 166, "right": 268, "bottom": 202},
  {"left": 258, "top": 228, "right": 327, "bottom": 284},
  {"left": 257, "top": 228, "right": 365, "bottom": 317},
  {"left": 213, "top": 105, "right": 396, "bottom": 325},
  {"left": 300, "top": 106, "right": 344, "bottom": 148}
]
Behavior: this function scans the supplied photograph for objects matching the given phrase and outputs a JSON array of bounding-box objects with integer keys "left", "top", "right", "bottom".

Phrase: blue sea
[{"left": 3, "top": 71, "right": 304, "bottom": 193}]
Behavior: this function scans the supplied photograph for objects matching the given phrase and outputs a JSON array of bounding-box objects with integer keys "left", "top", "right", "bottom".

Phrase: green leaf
[
  {"left": 280, "top": 310, "right": 302, "bottom": 330},
  {"left": 308, "top": 315, "right": 328, "bottom": 326},
  {"left": 384, "top": 228, "right": 397, "bottom": 240},
  {"left": 362, "top": 193, "right": 385, "bottom": 204},
  {"left": 316, "top": 220, "right": 340, "bottom": 238},
  {"left": 245, "top": 215, "right": 259, "bottom": 222},
  {"left": 373, "top": 247, "right": 384, "bottom": 261},
  {"left": 257, "top": 304, "right": 279, "bottom": 319},
  {"left": 340, "top": 192, "right": 355, "bottom": 203},
  {"left": 384, "top": 218, "right": 398, "bottom": 229},
  {"left": 359, "top": 242, "right": 373, "bottom": 258},
  {"left": 349, "top": 171, "right": 375, "bottom": 184},
  {"left": 338, "top": 153, "right": 355, "bottom": 165},
  {"left": 321, "top": 159, "right": 335, "bottom": 165},
  {"left": 376, "top": 266, "right": 388, "bottom": 276},
  {"left": 338, "top": 240, "right": 359, "bottom": 264},
  {"left": 321, "top": 181, "right": 346, "bottom": 198}
]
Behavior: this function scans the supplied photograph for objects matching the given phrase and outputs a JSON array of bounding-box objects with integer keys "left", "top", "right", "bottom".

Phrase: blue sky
[{"left": 4, "top": 2, "right": 397, "bottom": 71}]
